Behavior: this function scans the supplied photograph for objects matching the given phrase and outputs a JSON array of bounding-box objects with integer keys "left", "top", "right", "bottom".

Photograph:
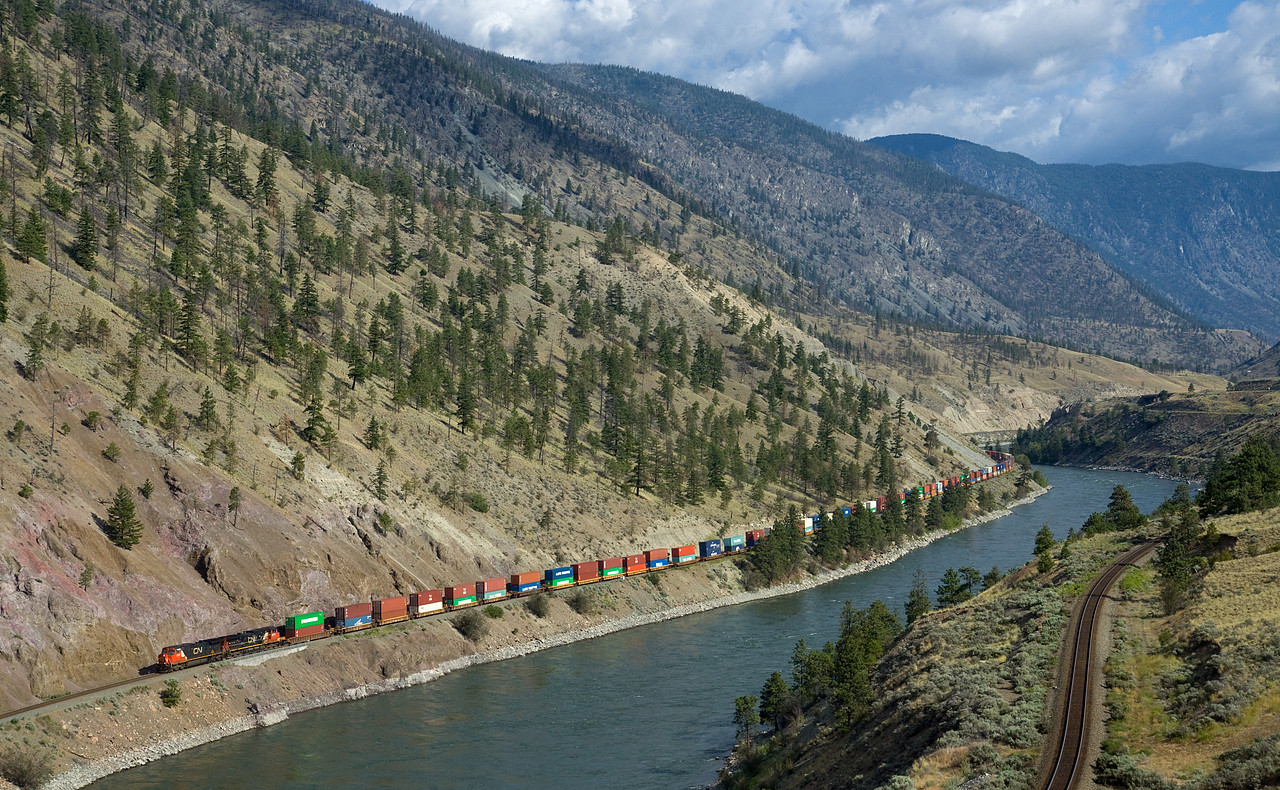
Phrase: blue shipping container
[
  {"left": 342, "top": 615, "right": 373, "bottom": 629},
  {"left": 698, "top": 539, "right": 722, "bottom": 558},
  {"left": 841, "top": 507, "right": 852, "bottom": 517},
  {"left": 509, "top": 581, "right": 541, "bottom": 594},
  {"left": 647, "top": 557, "right": 670, "bottom": 569},
  {"left": 544, "top": 566, "right": 573, "bottom": 581}
]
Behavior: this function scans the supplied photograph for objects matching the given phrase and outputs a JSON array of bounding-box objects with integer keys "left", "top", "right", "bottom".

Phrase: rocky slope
[{"left": 870, "top": 134, "right": 1280, "bottom": 342}]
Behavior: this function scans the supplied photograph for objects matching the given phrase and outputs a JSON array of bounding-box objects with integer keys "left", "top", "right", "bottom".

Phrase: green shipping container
[
  {"left": 601, "top": 566, "right": 624, "bottom": 578},
  {"left": 449, "top": 596, "right": 477, "bottom": 606},
  {"left": 546, "top": 578, "right": 575, "bottom": 588},
  {"left": 287, "top": 612, "right": 324, "bottom": 630}
]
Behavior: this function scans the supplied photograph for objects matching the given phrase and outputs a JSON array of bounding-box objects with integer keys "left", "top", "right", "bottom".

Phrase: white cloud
[{"left": 377, "top": 0, "right": 1280, "bottom": 169}]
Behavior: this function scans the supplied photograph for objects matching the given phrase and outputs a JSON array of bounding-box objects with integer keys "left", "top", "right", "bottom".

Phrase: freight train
[{"left": 157, "top": 451, "right": 1014, "bottom": 671}]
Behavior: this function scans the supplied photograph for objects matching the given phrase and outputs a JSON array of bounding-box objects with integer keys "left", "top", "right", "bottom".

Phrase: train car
[
  {"left": 745, "top": 529, "right": 766, "bottom": 547},
  {"left": 841, "top": 506, "right": 853, "bottom": 517},
  {"left": 411, "top": 589, "right": 444, "bottom": 615},
  {"left": 723, "top": 535, "right": 746, "bottom": 554},
  {"left": 544, "top": 566, "right": 575, "bottom": 589},
  {"left": 284, "top": 611, "right": 326, "bottom": 639},
  {"left": 645, "top": 548, "right": 671, "bottom": 569},
  {"left": 623, "top": 554, "right": 647, "bottom": 575},
  {"left": 672, "top": 545, "right": 697, "bottom": 565},
  {"left": 801, "top": 516, "right": 814, "bottom": 535},
  {"left": 477, "top": 578, "right": 509, "bottom": 602},
  {"left": 572, "top": 561, "right": 600, "bottom": 584},
  {"left": 598, "top": 557, "right": 625, "bottom": 579},
  {"left": 335, "top": 602, "right": 373, "bottom": 633},
  {"left": 863, "top": 499, "right": 877, "bottom": 513},
  {"left": 373, "top": 596, "right": 409, "bottom": 625},
  {"left": 445, "top": 584, "right": 477, "bottom": 608},
  {"left": 699, "top": 539, "right": 722, "bottom": 559},
  {"left": 508, "top": 572, "right": 541, "bottom": 595}
]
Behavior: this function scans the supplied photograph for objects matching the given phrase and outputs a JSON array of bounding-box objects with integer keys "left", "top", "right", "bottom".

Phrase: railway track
[
  {"left": 3, "top": 669, "right": 161, "bottom": 720},
  {"left": 1042, "top": 540, "right": 1157, "bottom": 790}
]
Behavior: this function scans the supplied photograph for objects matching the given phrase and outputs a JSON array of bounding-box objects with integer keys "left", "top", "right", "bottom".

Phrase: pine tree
[
  {"left": 302, "top": 397, "right": 328, "bottom": 443},
  {"left": 105, "top": 485, "right": 143, "bottom": 548},
  {"left": 373, "top": 459, "right": 389, "bottom": 499},
  {"left": 72, "top": 206, "right": 97, "bottom": 270},
  {"left": 363, "top": 415, "right": 382, "bottom": 449},
  {"left": 197, "top": 386, "right": 220, "bottom": 431},
  {"left": 23, "top": 312, "right": 48, "bottom": 379},
  {"left": 905, "top": 568, "right": 931, "bottom": 625},
  {"left": 16, "top": 207, "right": 46, "bottom": 263},
  {"left": 935, "top": 567, "right": 970, "bottom": 606}
]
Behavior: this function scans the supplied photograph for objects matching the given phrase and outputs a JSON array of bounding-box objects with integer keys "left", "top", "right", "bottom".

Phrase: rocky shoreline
[{"left": 44, "top": 486, "right": 1047, "bottom": 790}]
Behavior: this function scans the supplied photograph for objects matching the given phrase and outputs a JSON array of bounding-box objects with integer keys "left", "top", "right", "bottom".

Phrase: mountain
[
  {"left": 869, "top": 133, "right": 1280, "bottom": 342},
  {"left": 0, "top": 0, "right": 1224, "bottom": 721}
]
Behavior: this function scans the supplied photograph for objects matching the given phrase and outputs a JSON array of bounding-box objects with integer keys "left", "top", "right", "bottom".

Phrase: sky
[{"left": 370, "top": 0, "right": 1279, "bottom": 171}]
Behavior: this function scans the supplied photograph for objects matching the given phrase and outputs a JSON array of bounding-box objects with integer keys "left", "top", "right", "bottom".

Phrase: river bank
[{"left": 41, "top": 485, "right": 1047, "bottom": 790}]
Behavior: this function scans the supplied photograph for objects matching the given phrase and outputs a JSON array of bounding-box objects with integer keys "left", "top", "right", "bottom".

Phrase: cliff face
[{"left": 871, "top": 134, "right": 1280, "bottom": 343}]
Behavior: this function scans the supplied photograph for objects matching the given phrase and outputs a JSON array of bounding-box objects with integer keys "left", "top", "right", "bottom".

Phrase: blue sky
[{"left": 375, "top": 0, "right": 1278, "bottom": 170}]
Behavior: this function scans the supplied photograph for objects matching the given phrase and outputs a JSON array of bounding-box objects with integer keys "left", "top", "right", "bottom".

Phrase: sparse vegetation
[
  {"left": 453, "top": 610, "right": 488, "bottom": 642},
  {"left": 482, "top": 605, "right": 503, "bottom": 619},
  {"left": 0, "top": 742, "right": 54, "bottom": 789},
  {"left": 526, "top": 595, "right": 551, "bottom": 618},
  {"left": 160, "top": 680, "right": 182, "bottom": 708}
]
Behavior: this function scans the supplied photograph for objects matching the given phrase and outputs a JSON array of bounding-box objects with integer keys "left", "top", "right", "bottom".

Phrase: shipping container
[
  {"left": 373, "top": 596, "right": 409, "bottom": 624},
  {"left": 445, "top": 584, "right": 477, "bottom": 607},
  {"left": 723, "top": 535, "right": 746, "bottom": 552},
  {"left": 841, "top": 506, "right": 853, "bottom": 517},
  {"left": 508, "top": 572, "right": 541, "bottom": 594},
  {"left": 745, "top": 529, "right": 766, "bottom": 547},
  {"left": 623, "top": 554, "right": 647, "bottom": 574},
  {"left": 698, "top": 539, "right": 723, "bottom": 558},
  {"left": 335, "top": 603, "right": 373, "bottom": 631},
  {"left": 645, "top": 548, "right": 671, "bottom": 569},
  {"left": 802, "top": 516, "right": 813, "bottom": 533},
  {"left": 285, "top": 611, "right": 325, "bottom": 632},
  {"left": 478, "top": 578, "right": 508, "bottom": 601},
  {"left": 598, "top": 557, "right": 625, "bottom": 578},
  {"left": 863, "top": 499, "right": 877, "bottom": 512},
  {"left": 672, "top": 545, "right": 697, "bottom": 564},
  {"left": 544, "top": 566, "right": 575, "bottom": 588},
  {"left": 410, "top": 590, "right": 444, "bottom": 615},
  {"left": 572, "top": 562, "right": 600, "bottom": 583}
]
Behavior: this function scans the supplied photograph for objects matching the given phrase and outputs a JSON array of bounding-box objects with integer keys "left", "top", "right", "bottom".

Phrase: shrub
[
  {"left": 82, "top": 411, "right": 102, "bottom": 431},
  {"left": 525, "top": 594, "right": 550, "bottom": 617},
  {"left": 466, "top": 492, "right": 489, "bottom": 512},
  {"left": 483, "top": 605, "right": 504, "bottom": 619},
  {"left": 0, "top": 742, "right": 54, "bottom": 789},
  {"left": 566, "top": 588, "right": 593, "bottom": 615},
  {"left": 102, "top": 441, "right": 121, "bottom": 461},
  {"left": 160, "top": 679, "right": 182, "bottom": 708},
  {"left": 453, "top": 610, "right": 488, "bottom": 641},
  {"left": 17, "top": 484, "right": 32, "bottom": 498}
]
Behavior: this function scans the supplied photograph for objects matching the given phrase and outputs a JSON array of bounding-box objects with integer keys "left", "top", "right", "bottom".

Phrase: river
[{"left": 92, "top": 467, "right": 1184, "bottom": 790}]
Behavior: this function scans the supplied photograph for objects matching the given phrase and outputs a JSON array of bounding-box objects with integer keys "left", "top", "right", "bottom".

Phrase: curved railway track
[{"left": 1042, "top": 540, "right": 1157, "bottom": 790}]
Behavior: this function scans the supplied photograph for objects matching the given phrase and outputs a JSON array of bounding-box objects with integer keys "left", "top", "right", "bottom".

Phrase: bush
[
  {"left": 102, "top": 441, "right": 121, "bottom": 461},
  {"left": 160, "top": 679, "right": 182, "bottom": 708},
  {"left": 0, "top": 742, "right": 54, "bottom": 789},
  {"left": 525, "top": 594, "right": 550, "bottom": 617},
  {"left": 453, "top": 610, "right": 488, "bottom": 641},
  {"left": 17, "top": 483, "right": 32, "bottom": 498},
  {"left": 466, "top": 492, "right": 489, "bottom": 512},
  {"left": 566, "top": 588, "right": 593, "bottom": 615},
  {"left": 483, "top": 605, "right": 504, "bottom": 619}
]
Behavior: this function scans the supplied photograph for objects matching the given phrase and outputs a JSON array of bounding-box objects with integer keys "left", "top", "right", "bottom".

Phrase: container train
[{"left": 157, "top": 452, "right": 1014, "bottom": 670}]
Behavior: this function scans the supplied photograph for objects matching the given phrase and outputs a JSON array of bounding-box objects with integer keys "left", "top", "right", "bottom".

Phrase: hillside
[
  {"left": 869, "top": 134, "right": 1280, "bottom": 342},
  {"left": 1012, "top": 388, "right": 1280, "bottom": 477},
  {"left": 0, "top": 0, "right": 1220, "bottom": 719}
]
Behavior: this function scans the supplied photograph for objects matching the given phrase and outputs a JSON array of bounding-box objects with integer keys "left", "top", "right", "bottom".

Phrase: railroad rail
[{"left": 1042, "top": 540, "right": 1157, "bottom": 790}]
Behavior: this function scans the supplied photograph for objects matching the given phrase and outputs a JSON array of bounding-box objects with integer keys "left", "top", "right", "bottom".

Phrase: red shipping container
[
  {"left": 373, "top": 596, "right": 408, "bottom": 622},
  {"left": 335, "top": 602, "right": 372, "bottom": 620},
  {"left": 286, "top": 623, "right": 325, "bottom": 639},
  {"left": 673, "top": 544, "right": 696, "bottom": 557},
  {"left": 411, "top": 589, "right": 443, "bottom": 605},
  {"left": 599, "top": 556, "right": 624, "bottom": 570},
  {"left": 644, "top": 548, "right": 670, "bottom": 562},
  {"left": 624, "top": 554, "right": 646, "bottom": 573},
  {"left": 477, "top": 577, "right": 506, "bottom": 595},
  {"left": 573, "top": 561, "right": 599, "bottom": 582},
  {"left": 445, "top": 584, "right": 475, "bottom": 599},
  {"left": 509, "top": 571, "right": 541, "bottom": 587}
]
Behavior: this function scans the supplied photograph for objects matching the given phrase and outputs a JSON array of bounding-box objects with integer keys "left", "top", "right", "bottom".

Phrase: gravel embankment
[{"left": 45, "top": 489, "right": 1045, "bottom": 790}]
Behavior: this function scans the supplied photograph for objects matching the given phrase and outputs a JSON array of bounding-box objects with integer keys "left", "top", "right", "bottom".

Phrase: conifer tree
[
  {"left": 16, "top": 207, "right": 46, "bottom": 263},
  {"left": 72, "top": 205, "right": 97, "bottom": 270},
  {"left": 0, "top": 255, "right": 8, "bottom": 323},
  {"left": 105, "top": 485, "right": 143, "bottom": 548}
]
